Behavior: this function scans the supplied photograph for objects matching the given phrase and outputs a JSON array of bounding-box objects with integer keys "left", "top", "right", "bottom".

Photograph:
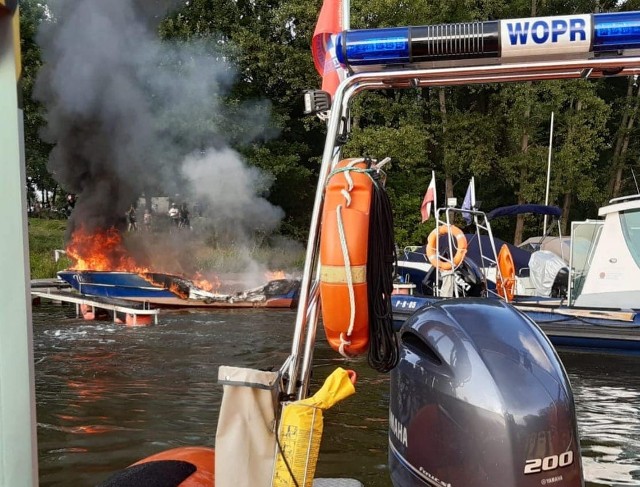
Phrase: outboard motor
[
  {"left": 389, "top": 299, "right": 583, "bottom": 487},
  {"left": 551, "top": 267, "right": 570, "bottom": 299},
  {"left": 421, "top": 258, "right": 486, "bottom": 297}
]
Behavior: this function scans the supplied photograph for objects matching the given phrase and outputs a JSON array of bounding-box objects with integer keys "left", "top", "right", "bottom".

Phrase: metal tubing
[
  {"left": 543, "top": 111, "right": 555, "bottom": 235},
  {"left": 287, "top": 52, "right": 640, "bottom": 398},
  {"left": 297, "top": 279, "right": 321, "bottom": 400},
  {"left": 285, "top": 83, "right": 350, "bottom": 396},
  {"left": 341, "top": 55, "right": 640, "bottom": 89},
  {"left": 342, "top": 0, "right": 350, "bottom": 30}
]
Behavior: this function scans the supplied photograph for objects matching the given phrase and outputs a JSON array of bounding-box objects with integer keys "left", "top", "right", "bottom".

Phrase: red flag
[
  {"left": 421, "top": 174, "right": 436, "bottom": 223},
  {"left": 311, "top": 0, "right": 344, "bottom": 97}
]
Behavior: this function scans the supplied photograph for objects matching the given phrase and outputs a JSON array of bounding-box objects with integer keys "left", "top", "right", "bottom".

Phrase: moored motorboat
[{"left": 391, "top": 195, "right": 640, "bottom": 351}]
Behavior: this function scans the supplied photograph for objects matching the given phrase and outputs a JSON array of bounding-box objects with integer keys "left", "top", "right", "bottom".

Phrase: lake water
[{"left": 32, "top": 303, "right": 640, "bottom": 486}]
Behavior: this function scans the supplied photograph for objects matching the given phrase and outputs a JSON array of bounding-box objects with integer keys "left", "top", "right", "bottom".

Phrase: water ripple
[{"left": 31, "top": 304, "right": 640, "bottom": 487}]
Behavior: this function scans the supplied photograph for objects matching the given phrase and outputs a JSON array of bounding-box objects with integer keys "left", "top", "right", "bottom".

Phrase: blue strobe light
[
  {"left": 593, "top": 11, "right": 640, "bottom": 51},
  {"left": 334, "top": 11, "right": 640, "bottom": 69}
]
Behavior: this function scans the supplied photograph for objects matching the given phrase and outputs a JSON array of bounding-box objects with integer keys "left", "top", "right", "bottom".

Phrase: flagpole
[
  {"left": 471, "top": 176, "right": 476, "bottom": 208},
  {"left": 343, "top": 0, "right": 350, "bottom": 30},
  {"left": 543, "top": 111, "right": 554, "bottom": 235},
  {"left": 432, "top": 170, "right": 437, "bottom": 215}
]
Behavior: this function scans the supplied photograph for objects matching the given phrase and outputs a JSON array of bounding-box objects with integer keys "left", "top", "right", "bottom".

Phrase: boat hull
[
  {"left": 57, "top": 270, "right": 178, "bottom": 299},
  {"left": 57, "top": 271, "right": 300, "bottom": 309},
  {"left": 392, "top": 295, "right": 640, "bottom": 352}
]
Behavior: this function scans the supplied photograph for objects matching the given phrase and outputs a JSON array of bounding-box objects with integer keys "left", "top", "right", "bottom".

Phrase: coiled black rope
[{"left": 367, "top": 167, "right": 399, "bottom": 373}]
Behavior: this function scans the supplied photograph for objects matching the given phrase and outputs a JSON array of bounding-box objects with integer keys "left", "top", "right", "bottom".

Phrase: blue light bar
[
  {"left": 593, "top": 12, "right": 640, "bottom": 51},
  {"left": 336, "top": 27, "right": 410, "bottom": 66},
  {"left": 336, "top": 22, "right": 499, "bottom": 67},
  {"left": 334, "top": 11, "right": 640, "bottom": 69}
]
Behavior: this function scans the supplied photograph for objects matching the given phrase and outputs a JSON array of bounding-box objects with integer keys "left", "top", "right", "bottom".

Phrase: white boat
[{"left": 392, "top": 195, "right": 640, "bottom": 351}]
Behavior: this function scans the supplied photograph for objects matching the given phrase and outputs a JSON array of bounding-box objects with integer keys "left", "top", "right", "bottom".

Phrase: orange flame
[
  {"left": 192, "top": 272, "right": 220, "bottom": 293},
  {"left": 66, "top": 226, "right": 221, "bottom": 296},
  {"left": 265, "top": 270, "right": 286, "bottom": 281},
  {"left": 66, "top": 226, "right": 148, "bottom": 273}
]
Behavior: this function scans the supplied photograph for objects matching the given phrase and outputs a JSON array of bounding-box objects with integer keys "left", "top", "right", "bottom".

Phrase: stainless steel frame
[{"left": 285, "top": 55, "right": 640, "bottom": 398}]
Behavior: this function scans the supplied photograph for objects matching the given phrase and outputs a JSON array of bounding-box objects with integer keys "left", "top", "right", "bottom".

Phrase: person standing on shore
[{"left": 126, "top": 205, "right": 137, "bottom": 232}]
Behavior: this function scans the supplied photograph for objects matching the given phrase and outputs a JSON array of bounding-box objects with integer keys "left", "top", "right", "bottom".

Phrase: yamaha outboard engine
[{"left": 389, "top": 299, "right": 583, "bottom": 487}]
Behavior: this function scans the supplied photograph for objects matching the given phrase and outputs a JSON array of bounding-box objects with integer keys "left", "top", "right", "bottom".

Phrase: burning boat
[
  {"left": 59, "top": 226, "right": 300, "bottom": 308},
  {"left": 57, "top": 270, "right": 301, "bottom": 308}
]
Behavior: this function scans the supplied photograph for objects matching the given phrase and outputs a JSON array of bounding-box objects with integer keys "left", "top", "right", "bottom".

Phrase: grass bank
[{"left": 28, "top": 218, "right": 72, "bottom": 279}]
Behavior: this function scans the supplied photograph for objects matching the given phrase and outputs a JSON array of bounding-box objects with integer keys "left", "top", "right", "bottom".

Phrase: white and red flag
[
  {"left": 421, "top": 172, "right": 437, "bottom": 223},
  {"left": 311, "top": 0, "right": 346, "bottom": 98}
]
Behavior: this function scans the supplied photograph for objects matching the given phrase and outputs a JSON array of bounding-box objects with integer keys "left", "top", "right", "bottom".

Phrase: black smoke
[{"left": 34, "top": 0, "right": 281, "bottom": 241}]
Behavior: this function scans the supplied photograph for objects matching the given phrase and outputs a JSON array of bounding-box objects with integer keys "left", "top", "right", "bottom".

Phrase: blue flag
[{"left": 461, "top": 178, "right": 475, "bottom": 224}]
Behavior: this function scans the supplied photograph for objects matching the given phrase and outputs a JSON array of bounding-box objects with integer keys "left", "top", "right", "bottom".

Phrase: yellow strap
[{"left": 321, "top": 265, "right": 366, "bottom": 284}]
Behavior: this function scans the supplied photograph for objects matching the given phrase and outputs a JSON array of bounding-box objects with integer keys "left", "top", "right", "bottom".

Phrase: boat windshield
[
  {"left": 620, "top": 208, "right": 640, "bottom": 268},
  {"left": 569, "top": 220, "right": 603, "bottom": 305}
]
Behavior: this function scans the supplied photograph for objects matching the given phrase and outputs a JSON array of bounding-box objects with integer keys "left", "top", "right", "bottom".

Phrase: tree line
[{"left": 20, "top": 0, "right": 640, "bottom": 247}]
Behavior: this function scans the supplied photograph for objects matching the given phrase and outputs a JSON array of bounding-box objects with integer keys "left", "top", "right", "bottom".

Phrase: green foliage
[
  {"left": 192, "top": 245, "right": 305, "bottom": 273},
  {"left": 19, "top": 0, "right": 640, "bottom": 249},
  {"left": 20, "top": 0, "right": 58, "bottom": 203},
  {"left": 28, "top": 218, "right": 72, "bottom": 278}
]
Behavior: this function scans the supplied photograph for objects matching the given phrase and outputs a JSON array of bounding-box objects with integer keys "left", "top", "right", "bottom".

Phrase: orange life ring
[
  {"left": 426, "top": 225, "right": 468, "bottom": 271},
  {"left": 319, "top": 158, "right": 372, "bottom": 357},
  {"left": 100, "top": 446, "right": 214, "bottom": 486},
  {"left": 496, "top": 244, "right": 516, "bottom": 302}
]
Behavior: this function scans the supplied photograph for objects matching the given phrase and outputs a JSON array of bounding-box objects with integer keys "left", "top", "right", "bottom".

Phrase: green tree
[
  {"left": 20, "top": 0, "right": 58, "bottom": 207},
  {"left": 159, "top": 0, "right": 326, "bottom": 238}
]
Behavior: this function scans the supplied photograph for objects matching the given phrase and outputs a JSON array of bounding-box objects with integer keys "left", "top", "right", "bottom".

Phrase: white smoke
[{"left": 183, "top": 148, "right": 284, "bottom": 238}]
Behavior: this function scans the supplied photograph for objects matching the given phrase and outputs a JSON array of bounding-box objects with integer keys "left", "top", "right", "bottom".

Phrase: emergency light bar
[{"left": 335, "top": 11, "right": 640, "bottom": 69}]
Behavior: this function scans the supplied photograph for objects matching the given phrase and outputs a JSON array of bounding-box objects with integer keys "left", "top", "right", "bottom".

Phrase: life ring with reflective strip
[
  {"left": 496, "top": 244, "right": 516, "bottom": 302},
  {"left": 426, "top": 224, "right": 467, "bottom": 271},
  {"left": 319, "top": 158, "right": 372, "bottom": 357}
]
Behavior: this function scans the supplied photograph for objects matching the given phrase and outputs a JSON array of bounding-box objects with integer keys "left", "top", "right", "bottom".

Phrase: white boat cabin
[{"left": 571, "top": 195, "right": 640, "bottom": 309}]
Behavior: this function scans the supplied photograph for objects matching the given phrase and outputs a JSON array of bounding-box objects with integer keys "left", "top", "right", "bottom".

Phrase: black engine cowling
[
  {"left": 420, "top": 258, "right": 486, "bottom": 298},
  {"left": 389, "top": 299, "right": 583, "bottom": 487}
]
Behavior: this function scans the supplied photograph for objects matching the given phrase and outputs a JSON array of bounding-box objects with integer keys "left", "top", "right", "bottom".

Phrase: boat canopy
[{"left": 487, "top": 204, "right": 562, "bottom": 220}]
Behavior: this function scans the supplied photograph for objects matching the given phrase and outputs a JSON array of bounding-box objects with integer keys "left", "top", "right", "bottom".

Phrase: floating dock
[{"left": 31, "top": 286, "right": 159, "bottom": 325}]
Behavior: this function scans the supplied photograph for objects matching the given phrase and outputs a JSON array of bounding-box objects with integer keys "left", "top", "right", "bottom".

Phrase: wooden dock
[{"left": 31, "top": 285, "right": 160, "bottom": 325}]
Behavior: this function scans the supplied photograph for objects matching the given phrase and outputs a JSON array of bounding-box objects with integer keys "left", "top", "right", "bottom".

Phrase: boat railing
[
  {"left": 433, "top": 206, "right": 502, "bottom": 299},
  {"left": 285, "top": 51, "right": 640, "bottom": 400},
  {"left": 609, "top": 194, "right": 640, "bottom": 204}
]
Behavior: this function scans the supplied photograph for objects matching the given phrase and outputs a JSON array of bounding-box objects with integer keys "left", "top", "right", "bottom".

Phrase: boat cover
[
  {"left": 519, "top": 236, "right": 570, "bottom": 262},
  {"left": 487, "top": 204, "right": 562, "bottom": 220},
  {"left": 529, "top": 250, "right": 568, "bottom": 296}
]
